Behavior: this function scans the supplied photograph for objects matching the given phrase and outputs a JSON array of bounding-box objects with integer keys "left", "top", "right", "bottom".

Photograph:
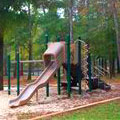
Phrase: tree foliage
[{"left": 0, "top": 0, "right": 120, "bottom": 81}]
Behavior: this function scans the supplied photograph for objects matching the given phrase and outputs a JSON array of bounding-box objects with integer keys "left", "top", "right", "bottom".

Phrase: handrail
[
  {"left": 97, "top": 65, "right": 109, "bottom": 74},
  {"left": 74, "top": 39, "right": 86, "bottom": 44},
  {"left": 11, "top": 60, "right": 44, "bottom": 64},
  {"left": 94, "top": 66, "right": 105, "bottom": 76}
]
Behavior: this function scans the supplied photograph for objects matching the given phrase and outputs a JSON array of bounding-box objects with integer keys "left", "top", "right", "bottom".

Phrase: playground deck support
[
  {"left": 7, "top": 54, "right": 11, "bottom": 95},
  {"left": 17, "top": 52, "right": 20, "bottom": 95},
  {"left": 57, "top": 36, "right": 61, "bottom": 95},
  {"left": 66, "top": 34, "right": 71, "bottom": 97},
  {"left": 77, "top": 39, "right": 82, "bottom": 94},
  {"left": 88, "top": 52, "right": 92, "bottom": 91},
  {"left": 45, "top": 33, "right": 49, "bottom": 97}
]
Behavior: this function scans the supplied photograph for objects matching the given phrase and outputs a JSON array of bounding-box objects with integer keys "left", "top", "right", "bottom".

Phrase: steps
[{"left": 86, "top": 77, "right": 111, "bottom": 91}]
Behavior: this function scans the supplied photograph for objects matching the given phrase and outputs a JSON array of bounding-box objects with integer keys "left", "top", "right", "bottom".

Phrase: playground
[
  {"left": 0, "top": 35, "right": 120, "bottom": 119},
  {"left": 1, "top": 0, "right": 120, "bottom": 120}
]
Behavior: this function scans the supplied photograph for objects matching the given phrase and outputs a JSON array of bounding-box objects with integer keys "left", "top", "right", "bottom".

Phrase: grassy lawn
[{"left": 52, "top": 100, "right": 120, "bottom": 120}]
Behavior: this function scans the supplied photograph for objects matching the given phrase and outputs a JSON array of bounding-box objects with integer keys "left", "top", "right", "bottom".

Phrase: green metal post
[
  {"left": 77, "top": 40, "right": 82, "bottom": 94},
  {"left": 17, "top": 52, "right": 20, "bottom": 95},
  {"left": 57, "top": 36, "right": 61, "bottom": 95},
  {"left": 45, "top": 33, "right": 49, "bottom": 97},
  {"left": 7, "top": 54, "right": 11, "bottom": 95},
  {"left": 88, "top": 52, "right": 92, "bottom": 92},
  {"left": 66, "top": 35, "right": 71, "bottom": 97}
]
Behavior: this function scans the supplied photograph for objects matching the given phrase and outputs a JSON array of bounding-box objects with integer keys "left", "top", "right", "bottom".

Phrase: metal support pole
[
  {"left": 17, "top": 52, "right": 20, "bottom": 95},
  {"left": 7, "top": 54, "right": 11, "bottom": 95},
  {"left": 66, "top": 34, "right": 71, "bottom": 97},
  {"left": 77, "top": 40, "right": 82, "bottom": 94},
  {"left": 57, "top": 36, "right": 61, "bottom": 95},
  {"left": 88, "top": 52, "right": 92, "bottom": 92},
  {"left": 45, "top": 33, "right": 49, "bottom": 97}
]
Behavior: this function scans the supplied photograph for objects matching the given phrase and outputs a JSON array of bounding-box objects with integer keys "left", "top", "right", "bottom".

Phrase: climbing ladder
[
  {"left": 74, "top": 39, "right": 89, "bottom": 80},
  {"left": 74, "top": 40, "right": 89, "bottom": 90},
  {"left": 81, "top": 42, "right": 89, "bottom": 79}
]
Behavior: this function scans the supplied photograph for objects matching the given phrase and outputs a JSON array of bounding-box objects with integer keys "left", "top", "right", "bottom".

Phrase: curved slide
[{"left": 9, "top": 61, "right": 59, "bottom": 108}]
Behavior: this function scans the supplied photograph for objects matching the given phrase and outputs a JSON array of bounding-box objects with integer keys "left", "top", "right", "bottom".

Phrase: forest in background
[{"left": 0, "top": 0, "right": 120, "bottom": 86}]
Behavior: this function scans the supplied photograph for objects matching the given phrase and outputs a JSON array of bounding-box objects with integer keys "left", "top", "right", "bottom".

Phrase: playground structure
[{"left": 3, "top": 34, "right": 111, "bottom": 108}]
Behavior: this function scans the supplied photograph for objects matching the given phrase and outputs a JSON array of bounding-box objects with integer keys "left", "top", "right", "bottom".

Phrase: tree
[
  {"left": 69, "top": 0, "right": 74, "bottom": 43},
  {"left": 28, "top": 2, "right": 33, "bottom": 80},
  {"left": 110, "top": 0, "right": 120, "bottom": 62},
  {"left": 0, "top": 0, "right": 29, "bottom": 90}
]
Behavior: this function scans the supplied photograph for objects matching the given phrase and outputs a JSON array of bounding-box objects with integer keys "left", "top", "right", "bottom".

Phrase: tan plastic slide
[
  {"left": 9, "top": 42, "right": 65, "bottom": 108},
  {"left": 9, "top": 61, "right": 58, "bottom": 108}
]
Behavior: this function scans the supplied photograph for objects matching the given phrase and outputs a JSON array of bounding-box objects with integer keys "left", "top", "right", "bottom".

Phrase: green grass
[{"left": 52, "top": 100, "right": 120, "bottom": 120}]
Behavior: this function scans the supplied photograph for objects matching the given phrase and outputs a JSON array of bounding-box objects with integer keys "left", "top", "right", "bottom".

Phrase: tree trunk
[
  {"left": 117, "top": 57, "right": 120, "bottom": 73},
  {"left": 0, "top": 29, "right": 3, "bottom": 90},
  {"left": 14, "top": 49, "right": 17, "bottom": 78},
  {"left": 109, "top": 58, "right": 112, "bottom": 79},
  {"left": 112, "top": 58, "right": 115, "bottom": 77},
  {"left": 101, "top": 58, "right": 104, "bottom": 72},
  {"left": 28, "top": 42, "right": 32, "bottom": 80},
  {"left": 104, "top": 59, "right": 108, "bottom": 75},
  {"left": 93, "top": 58, "right": 96, "bottom": 74},
  {"left": 109, "top": 58, "right": 115, "bottom": 78},
  {"left": 86, "top": 0, "right": 90, "bottom": 39},
  {"left": 20, "top": 47, "right": 24, "bottom": 76},
  {"left": 27, "top": 2, "right": 32, "bottom": 81},
  {"left": 69, "top": 0, "right": 73, "bottom": 43},
  {"left": 110, "top": 0, "right": 120, "bottom": 63},
  {"left": 20, "top": 63, "right": 23, "bottom": 76},
  {"left": 98, "top": 58, "right": 101, "bottom": 67},
  {"left": 3, "top": 47, "right": 6, "bottom": 76}
]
